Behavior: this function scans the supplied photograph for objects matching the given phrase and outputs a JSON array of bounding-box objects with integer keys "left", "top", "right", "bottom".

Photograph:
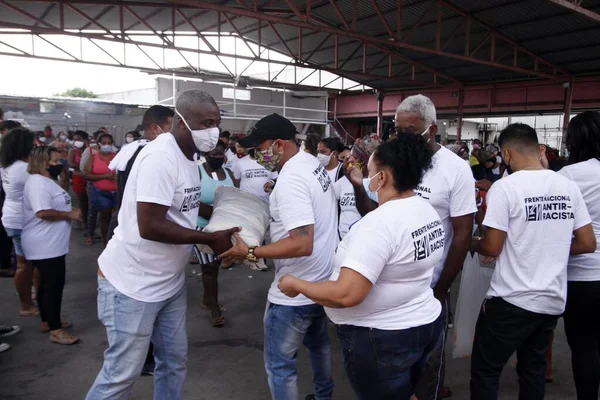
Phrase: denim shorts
[
  {"left": 91, "top": 185, "right": 117, "bottom": 210},
  {"left": 5, "top": 228, "right": 23, "bottom": 257}
]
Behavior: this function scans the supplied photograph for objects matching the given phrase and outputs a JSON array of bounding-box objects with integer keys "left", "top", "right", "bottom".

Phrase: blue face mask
[
  {"left": 100, "top": 145, "right": 113, "bottom": 153},
  {"left": 365, "top": 171, "right": 381, "bottom": 203}
]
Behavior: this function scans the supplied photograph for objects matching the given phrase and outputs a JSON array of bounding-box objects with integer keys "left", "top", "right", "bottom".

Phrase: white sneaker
[
  {"left": 0, "top": 343, "right": 10, "bottom": 353},
  {"left": 246, "top": 259, "right": 268, "bottom": 271}
]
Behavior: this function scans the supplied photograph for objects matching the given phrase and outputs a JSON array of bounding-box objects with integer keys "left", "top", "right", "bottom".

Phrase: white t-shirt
[
  {"left": 21, "top": 174, "right": 72, "bottom": 260},
  {"left": 559, "top": 159, "right": 600, "bottom": 281},
  {"left": 224, "top": 148, "right": 237, "bottom": 171},
  {"left": 1, "top": 161, "right": 29, "bottom": 230},
  {"left": 333, "top": 176, "right": 367, "bottom": 239},
  {"left": 326, "top": 196, "right": 443, "bottom": 330},
  {"left": 484, "top": 169, "right": 591, "bottom": 315},
  {"left": 415, "top": 146, "right": 478, "bottom": 286},
  {"left": 268, "top": 151, "right": 338, "bottom": 306},
  {"left": 232, "top": 155, "right": 276, "bottom": 203},
  {"left": 492, "top": 155, "right": 502, "bottom": 175},
  {"left": 99, "top": 133, "right": 201, "bottom": 302},
  {"left": 326, "top": 163, "right": 343, "bottom": 184}
]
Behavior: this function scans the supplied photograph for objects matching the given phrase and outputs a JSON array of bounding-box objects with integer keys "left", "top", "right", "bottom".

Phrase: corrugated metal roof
[{"left": 2, "top": 0, "right": 599, "bottom": 90}]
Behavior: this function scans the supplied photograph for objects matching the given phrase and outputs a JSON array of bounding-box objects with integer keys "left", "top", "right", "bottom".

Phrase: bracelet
[{"left": 246, "top": 246, "right": 258, "bottom": 263}]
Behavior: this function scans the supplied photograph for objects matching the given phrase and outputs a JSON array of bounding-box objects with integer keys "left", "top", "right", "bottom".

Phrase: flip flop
[
  {"left": 201, "top": 303, "right": 227, "bottom": 312},
  {"left": 211, "top": 315, "right": 225, "bottom": 327}
]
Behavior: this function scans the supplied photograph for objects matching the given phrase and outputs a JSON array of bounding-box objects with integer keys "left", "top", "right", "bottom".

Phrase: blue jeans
[
  {"left": 336, "top": 319, "right": 443, "bottom": 400},
  {"left": 263, "top": 302, "right": 334, "bottom": 400},
  {"left": 86, "top": 277, "right": 187, "bottom": 400}
]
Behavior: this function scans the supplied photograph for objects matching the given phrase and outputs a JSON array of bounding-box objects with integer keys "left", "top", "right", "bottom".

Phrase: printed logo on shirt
[
  {"left": 524, "top": 195, "right": 574, "bottom": 221},
  {"left": 179, "top": 186, "right": 201, "bottom": 213},
  {"left": 411, "top": 220, "right": 444, "bottom": 261},
  {"left": 312, "top": 164, "right": 331, "bottom": 193},
  {"left": 339, "top": 192, "right": 355, "bottom": 207},
  {"left": 415, "top": 185, "right": 432, "bottom": 200},
  {"left": 62, "top": 192, "right": 71, "bottom": 205},
  {"left": 244, "top": 169, "right": 269, "bottom": 179}
]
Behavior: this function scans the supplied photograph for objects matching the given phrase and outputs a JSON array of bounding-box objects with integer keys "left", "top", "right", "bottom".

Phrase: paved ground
[{"left": 0, "top": 227, "right": 578, "bottom": 399}]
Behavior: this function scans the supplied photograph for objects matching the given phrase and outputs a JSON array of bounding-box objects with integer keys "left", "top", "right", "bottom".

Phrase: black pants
[
  {"left": 470, "top": 297, "right": 558, "bottom": 400},
  {"left": 0, "top": 221, "right": 13, "bottom": 270},
  {"left": 564, "top": 280, "right": 600, "bottom": 400},
  {"left": 34, "top": 255, "right": 66, "bottom": 331},
  {"left": 337, "top": 319, "right": 442, "bottom": 400}
]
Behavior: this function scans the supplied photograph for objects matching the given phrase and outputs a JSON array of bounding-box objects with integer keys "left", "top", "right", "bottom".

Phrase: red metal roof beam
[{"left": 546, "top": 0, "right": 600, "bottom": 23}]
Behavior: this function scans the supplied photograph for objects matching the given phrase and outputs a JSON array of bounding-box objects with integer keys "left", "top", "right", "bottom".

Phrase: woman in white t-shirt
[
  {"left": 333, "top": 135, "right": 382, "bottom": 239},
  {"left": 560, "top": 111, "right": 600, "bottom": 398},
  {"left": 278, "top": 134, "right": 445, "bottom": 399},
  {"left": 22, "top": 147, "right": 82, "bottom": 345},
  {"left": 0, "top": 127, "right": 39, "bottom": 316}
]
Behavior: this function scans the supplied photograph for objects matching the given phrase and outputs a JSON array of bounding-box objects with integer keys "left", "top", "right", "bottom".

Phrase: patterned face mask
[{"left": 256, "top": 142, "right": 282, "bottom": 172}]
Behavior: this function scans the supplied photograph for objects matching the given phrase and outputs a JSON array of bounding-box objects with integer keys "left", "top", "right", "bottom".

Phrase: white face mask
[
  {"left": 421, "top": 125, "right": 432, "bottom": 143},
  {"left": 175, "top": 109, "right": 219, "bottom": 153},
  {"left": 317, "top": 153, "right": 331, "bottom": 167},
  {"left": 73, "top": 141, "right": 84, "bottom": 149},
  {"left": 39, "top": 137, "right": 48, "bottom": 144},
  {"left": 126, "top": 136, "right": 134, "bottom": 143}
]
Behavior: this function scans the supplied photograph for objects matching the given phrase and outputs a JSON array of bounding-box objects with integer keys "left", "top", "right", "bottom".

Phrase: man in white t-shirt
[
  {"left": 221, "top": 130, "right": 237, "bottom": 170},
  {"left": 232, "top": 149, "right": 277, "bottom": 203},
  {"left": 317, "top": 137, "right": 344, "bottom": 184},
  {"left": 348, "top": 95, "right": 476, "bottom": 400},
  {"left": 221, "top": 113, "right": 338, "bottom": 400},
  {"left": 471, "top": 123, "right": 596, "bottom": 400},
  {"left": 86, "top": 90, "right": 238, "bottom": 400}
]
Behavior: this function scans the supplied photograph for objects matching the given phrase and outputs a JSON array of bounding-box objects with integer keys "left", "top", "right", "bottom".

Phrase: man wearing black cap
[{"left": 222, "top": 113, "right": 338, "bottom": 400}]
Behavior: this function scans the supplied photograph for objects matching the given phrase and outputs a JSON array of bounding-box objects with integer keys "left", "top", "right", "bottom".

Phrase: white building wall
[{"left": 97, "top": 88, "right": 157, "bottom": 104}]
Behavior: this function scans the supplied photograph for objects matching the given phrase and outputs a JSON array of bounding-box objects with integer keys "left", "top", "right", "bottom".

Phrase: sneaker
[
  {"left": 141, "top": 361, "right": 155, "bottom": 377},
  {"left": 246, "top": 259, "right": 268, "bottom": 271},
  {"left": 0, "top": 269, "right": 15, "bottom": 278},
  {"left": 0, "top": 325, "right": 20, "bottom": 338},
  {"left": 0, "top": 343, "right": 10, "bottom": 353},
  {"left": 49, "top": 329, "right": 79, "bottom": 345}
]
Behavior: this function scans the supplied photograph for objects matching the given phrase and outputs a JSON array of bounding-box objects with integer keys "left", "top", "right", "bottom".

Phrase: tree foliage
[{"left": 54, "top": 87, "right": 97, "bottom": 98}]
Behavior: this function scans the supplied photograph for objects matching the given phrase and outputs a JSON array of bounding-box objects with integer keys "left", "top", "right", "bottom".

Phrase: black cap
[{"left": 238, "top": 113, "right": 298, "bottom": 148}]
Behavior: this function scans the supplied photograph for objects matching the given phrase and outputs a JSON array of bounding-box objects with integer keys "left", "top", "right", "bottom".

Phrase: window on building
[{"left": 222, "top": 87, "right": 251, "bottom": 101}]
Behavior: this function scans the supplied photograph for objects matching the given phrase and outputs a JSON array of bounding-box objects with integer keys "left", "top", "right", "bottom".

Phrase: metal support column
[
  {"left": 376, "top": 91, "right": 384, "bottom": 137},
  {"left": 325, "top": 95, "right": 330, "bottom": 137},
  {"left": 561, "top": 79, "right": 574, "bottom": 155},
  {"left": 172, "top": 73, "right": 177, "bottom": 106},
  {"left": 456, "top": 87, "right": 465, "bottom": 141}
]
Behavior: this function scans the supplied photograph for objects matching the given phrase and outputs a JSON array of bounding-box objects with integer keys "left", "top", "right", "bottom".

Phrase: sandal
[
  {"left": 211, "top": 315, "right": 225, "bottom": 327},
  {"left": 19, "top": 306, "right": 40, "bottom": 317},
  {"left": 201, "top": 303, "right": 227, "bottom": 312},
  {"left": 40, "top": 321, "right": 72, "bottom": 333},
  {"left": 85, "top": 236, "right": 94, "bottom": 245},
  {"left": 49, "top": 329, "right": 79, "bottom": 345}
]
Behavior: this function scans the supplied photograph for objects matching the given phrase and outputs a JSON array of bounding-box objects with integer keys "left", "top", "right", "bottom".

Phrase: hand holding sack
[{"left": 197, "top": 186, "right": 271, "bottom": 259}]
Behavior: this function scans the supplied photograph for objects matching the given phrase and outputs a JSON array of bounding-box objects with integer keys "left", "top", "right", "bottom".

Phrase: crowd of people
[{"left": 0, "top": 90, "right": 598, "bottom": 400}]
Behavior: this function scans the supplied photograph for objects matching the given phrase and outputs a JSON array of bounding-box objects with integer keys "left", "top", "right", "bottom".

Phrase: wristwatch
[{"left": 246, "top": 246, "right": 258, "bottom": 263}]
